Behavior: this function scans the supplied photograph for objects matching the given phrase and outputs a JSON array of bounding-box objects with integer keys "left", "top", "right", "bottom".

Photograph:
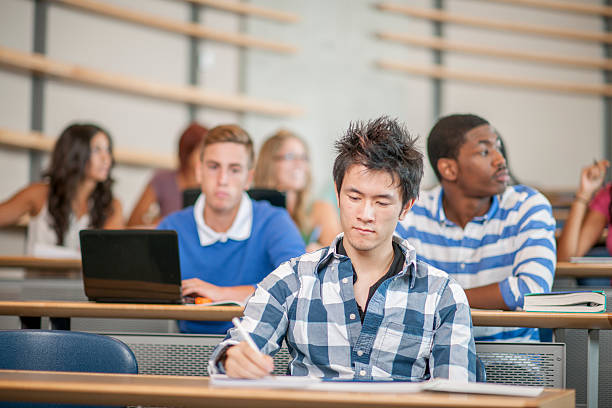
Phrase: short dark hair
[
  {"left": 428, "top": 114, "right": 489, "bottom": 180},
  {"left": 333, "top": 116, "right": 423, "bottom": 207}
]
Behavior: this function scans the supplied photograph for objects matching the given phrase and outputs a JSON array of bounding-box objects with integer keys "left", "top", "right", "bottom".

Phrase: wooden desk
[
  {"left": 0, "top": 370, "right": 575, "bottom": 408},
  {"left": 555, "top": 261, "right": 612, "bottom": 278},
  {"left": 472, "top": 309, "right": 609, "bottom": 408},
  {"left": 0, "top": 255, "right": 81, "bottom": 270},
  {"left": 470, "top": 310, "right": 612, "bottom": 329},
  {"left": 0, "top": 300, "right": 243, "bottom": 321}
]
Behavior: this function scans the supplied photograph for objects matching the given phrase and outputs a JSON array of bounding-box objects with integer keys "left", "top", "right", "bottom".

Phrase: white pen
[{"left": 232, "top": 317, "right": 260, "bottom": 354}]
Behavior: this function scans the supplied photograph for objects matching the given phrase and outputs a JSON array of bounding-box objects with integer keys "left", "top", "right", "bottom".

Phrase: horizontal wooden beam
[
  {"left": 377, "top": 59, "right": 612, "bottom": 97},
  {"left": 50, "top": 0, "right": 297, "bottom": 54},
  {"left": 184, "top": 0, "right": 299, "bottom": 23},
  {"left": 0, "top": 128, "right": 176, "bottom": 169},
  {"left": 0, "top": 256, "right": 81, "bottom": 270},
  {"left": 469, "top": 0, "right": 612, "bottom": 18},
  {"left": 377, "top": 3, "right": 612, "bottom": 44},
  {"left": 378, "top": 32, "right": 612, "bottom": 71},
  {"left": 0, "top": 46, "right": 302, "bottom": 116}
]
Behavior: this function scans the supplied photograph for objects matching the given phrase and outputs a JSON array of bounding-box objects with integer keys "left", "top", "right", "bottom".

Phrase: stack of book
[{"left": 524, "top": 291, "right": 606, "bottom": 313}]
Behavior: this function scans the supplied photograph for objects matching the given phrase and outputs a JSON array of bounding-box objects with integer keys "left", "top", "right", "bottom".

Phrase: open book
[
  {"left": 210, "top": 375, "right": 543, "bottom": 397},
  {"left": 184, "top": 297, "right": 244, "bottom": 306},
  {"left": 524, "top": 291, "right": 606, "bottom": 313}
]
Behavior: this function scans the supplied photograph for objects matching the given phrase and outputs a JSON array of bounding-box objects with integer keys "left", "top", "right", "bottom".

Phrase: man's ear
[
  {"left": 437, "top": 158, "right": 458, "bottom": 182},
  {"left": 399, "top": 197, "right": 416, "bottom": 221},
  {"left": 195, "top": 158, "right": 202, "bottom": 184},
  {"left": 245, "top": 168, "right": 255, "bottom": 190},
  {"left": 334, "top": 182, "right": 340, "bottom": 207}
]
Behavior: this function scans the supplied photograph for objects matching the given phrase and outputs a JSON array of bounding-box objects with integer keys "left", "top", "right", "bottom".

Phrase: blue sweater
[{"left": 158, "top": 199, "right": 305, "bottom": 334}]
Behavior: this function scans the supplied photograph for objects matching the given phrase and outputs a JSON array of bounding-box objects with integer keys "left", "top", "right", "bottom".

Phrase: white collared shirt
[{"left": 193, "top": 192, "right": 252, "bottom": 246}]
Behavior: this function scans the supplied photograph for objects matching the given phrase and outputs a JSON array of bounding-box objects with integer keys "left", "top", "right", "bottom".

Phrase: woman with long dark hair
[
  {"left": 558, "top": 159, "right": 611, "bottom": 260},
  {"left": 0, "top": 123, "right": 122, "bottom": 256}
]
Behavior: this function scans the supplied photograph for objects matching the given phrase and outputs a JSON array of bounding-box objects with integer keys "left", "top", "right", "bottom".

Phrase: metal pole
[
  {"left": 29, "top": 0, "right": 47, "bottom": 182},
  {"left": 586, "top": 329, "right": 599, "bottom": 408},
  {"left": 188, "top": 3, "right": 200, "bottom": 122},
  {"left": 432, "top": 0, "right": 444, "bottom": 122}
]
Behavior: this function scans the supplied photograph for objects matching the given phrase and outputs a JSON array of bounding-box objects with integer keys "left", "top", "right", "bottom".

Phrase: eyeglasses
[{"left": 274, "top": 153, "right": 309, "bottom": 162}]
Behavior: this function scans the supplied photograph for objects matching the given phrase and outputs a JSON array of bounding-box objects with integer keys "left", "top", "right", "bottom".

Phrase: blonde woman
[{"left": 254, "top": 130, "right": 340, "bottom": 251}]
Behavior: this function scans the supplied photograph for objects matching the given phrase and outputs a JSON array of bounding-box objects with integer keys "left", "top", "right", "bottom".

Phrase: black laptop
[{"left": 79, "top": 229, "right": 183, "bottom": 303}]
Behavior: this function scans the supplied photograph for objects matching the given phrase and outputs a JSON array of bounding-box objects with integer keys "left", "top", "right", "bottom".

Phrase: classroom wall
[{"left": 0, "top": 0, "right": 607, "bottom": 254}]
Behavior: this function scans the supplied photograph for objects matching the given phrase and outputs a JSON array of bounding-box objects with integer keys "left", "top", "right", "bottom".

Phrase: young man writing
[
  {"left": 158, "top": 124, "right": 305, "bottom": 334},
  {"left": 397, "top": 114, "right": 556, "bottom": 341},
  {"left": 209, "top": 117, "right": 476, "bottom": 381}
]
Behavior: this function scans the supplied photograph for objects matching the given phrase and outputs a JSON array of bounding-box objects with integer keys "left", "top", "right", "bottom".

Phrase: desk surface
[
  {"left": 470, "top": 309, "right": 612, "bottom": 329},
  {"left": 0, "top": 300, "right": 611, "bottom": 329},
  {"left": 556, "top": 262, "right": 612, "bottom": 278},
  {"left": 0, "top": 300, "right": 243, "bottom": 321},
  {"left": 0, "top": 370, "right": 575, "bottom": 408},
  {"left": 0, "top": 255, "right": 81, "bottom": 269}
]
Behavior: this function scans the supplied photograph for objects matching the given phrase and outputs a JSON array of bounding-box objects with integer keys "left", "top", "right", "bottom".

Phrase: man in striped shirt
[
  {"left": 397, "top": 114, "right": 556, "bottom": 342},
  {"left": 210, "top": 117, "right": 476, "bottom": 381}
]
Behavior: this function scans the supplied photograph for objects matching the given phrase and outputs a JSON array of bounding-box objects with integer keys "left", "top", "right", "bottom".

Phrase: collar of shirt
[
  {"left": 435, "top": 186, "right": 501, "bottom": 226},
  {"left": 317, "top": 233, "right": 418, "bottom": 289},
  {"left": 192, "top": 192, "right": 252, "bottom": 246}
]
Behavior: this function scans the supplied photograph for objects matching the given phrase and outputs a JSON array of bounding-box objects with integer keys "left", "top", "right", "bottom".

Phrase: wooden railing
[
  {"left": 184, "top": 0, "right": 299, "bottom": 23},
  {"left": 377, "top": 59, "right": 612, "bottom": 97},
  {"left": 377, "top": 3, "right": 612, "bottom": 44},
  {"left": 0, "top": 46, "right": 302, "bottom": 116},
  {"left": 377, "top": 32, "right": 612, "bottom": 71},
  {"left": 0, "top": 128, "right": 175, "bottom": 169},
  {"left": 467, "top": 0, "right": 612, "bottom": 17},
  {"left": 49, "top": 0, "right": 296, "bottom": 54}
]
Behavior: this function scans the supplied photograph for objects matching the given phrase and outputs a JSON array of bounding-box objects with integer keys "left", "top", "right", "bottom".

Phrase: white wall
[{"left": 443, "top": 0, "right": 604, "bottom": 189}]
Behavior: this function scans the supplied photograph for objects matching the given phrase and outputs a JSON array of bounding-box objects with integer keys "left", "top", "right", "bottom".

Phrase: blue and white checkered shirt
[
  {"left": 209, "top": 234, "right": 476, "bottom": 382},
  {"left": 396, "top": 185, "right": 556, "bottom": 342}
]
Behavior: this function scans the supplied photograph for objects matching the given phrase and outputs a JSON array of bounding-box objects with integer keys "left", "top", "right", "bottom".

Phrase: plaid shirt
[{"left": 209, "top": 234, "right": 476, "bottom": 382}]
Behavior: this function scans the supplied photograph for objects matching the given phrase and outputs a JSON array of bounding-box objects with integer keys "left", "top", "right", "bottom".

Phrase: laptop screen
[{"left": 79, "top": 229, "right": 182, "bottom": 303}]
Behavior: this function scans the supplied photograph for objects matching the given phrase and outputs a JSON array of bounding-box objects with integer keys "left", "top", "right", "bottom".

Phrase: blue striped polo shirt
[{"left": 396, "top": 185, "right": 556, "bottom": 342}]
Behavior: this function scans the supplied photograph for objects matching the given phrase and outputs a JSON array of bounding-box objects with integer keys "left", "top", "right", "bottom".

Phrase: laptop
[
  {"left": 79, "top": 229, "right": 184, "bottom": 304},
  {"left": 182, "top": 188, "right": 286, "bottom": 209}
]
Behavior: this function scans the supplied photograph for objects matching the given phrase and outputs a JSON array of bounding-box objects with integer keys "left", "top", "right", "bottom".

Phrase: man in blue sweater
[{"left": 158, "top": 124, "right": 305, "bottom": 334}]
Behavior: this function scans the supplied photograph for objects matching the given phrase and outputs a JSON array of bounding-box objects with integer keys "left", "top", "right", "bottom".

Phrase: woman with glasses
[{"left": 254, "top": 130, "right": 340, "bottom": 251}]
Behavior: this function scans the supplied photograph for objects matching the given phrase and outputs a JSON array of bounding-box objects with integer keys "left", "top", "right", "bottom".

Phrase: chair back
[{"left": 0, "top": 330, "right": 138, "bottom": 408}]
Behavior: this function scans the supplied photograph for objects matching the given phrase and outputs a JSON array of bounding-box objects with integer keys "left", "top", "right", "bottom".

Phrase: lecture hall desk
[{"left": 0, "top": 370, "right": 575, "bottom": 408}]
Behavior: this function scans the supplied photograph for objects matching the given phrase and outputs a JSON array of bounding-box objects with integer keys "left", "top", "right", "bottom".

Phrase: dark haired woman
[
  {"left": 558, "top": 159, "right": 611, "bottom": 260},
  {"left": 127, "top": 122, "right": 207, "bottom": 227},
  {"left": 0, "top": 123, "right": 122, "bottom": 257}
]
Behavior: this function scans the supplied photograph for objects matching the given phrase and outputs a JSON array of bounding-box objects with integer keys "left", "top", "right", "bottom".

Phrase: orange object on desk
[{"left": 195, "top": 297, "right": 212, "bottom": 304}]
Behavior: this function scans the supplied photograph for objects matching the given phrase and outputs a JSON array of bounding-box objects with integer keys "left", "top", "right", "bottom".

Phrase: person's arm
[
  {"left": 464, "top": 283, "right": 508, "bottom": 310},
  {"left": 102, "top": 199, "right": 124, "bottom": 229},
  {"left": 500, "top": 193, "right": 557, "bottom": 310},
  {"left": 0, "top": 183, "right": 47, "bottom": 227},
  {"left": 430, "top": 279, "right": 476, "bottom": 382},
  {"left": 181, "top": 278, "right": 255, "bottom": 303},
  {"left": 208, "top": 261, "right": 300, "bottom": 377},
  {"left": 127, "top": 182, "right": 161, "bottom": 227},
  {"left": 310, "top": 200, "right": 341, "bottom": 247},
  {"left": 557, "top": 160, "right": 609, "bottom": 261}
]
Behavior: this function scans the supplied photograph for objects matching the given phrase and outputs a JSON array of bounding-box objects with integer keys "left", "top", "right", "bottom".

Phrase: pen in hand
[{"left": 232, "top": 317, "right": 260, "bottom": 354}]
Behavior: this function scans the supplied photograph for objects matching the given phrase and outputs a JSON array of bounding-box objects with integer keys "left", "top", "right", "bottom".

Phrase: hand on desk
[
  {"left": 181, "top": 278, "right": 255, "bottom": 303},
  {"left": 224, "top": 341, "right": 274, "bottom": 378}
]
